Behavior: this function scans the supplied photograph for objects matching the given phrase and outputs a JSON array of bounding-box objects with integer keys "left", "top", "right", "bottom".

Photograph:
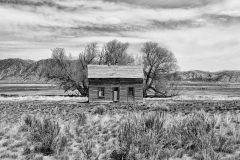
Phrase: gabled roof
[{"left": 88, "top": 65, "right": 144, "bottom": 79}]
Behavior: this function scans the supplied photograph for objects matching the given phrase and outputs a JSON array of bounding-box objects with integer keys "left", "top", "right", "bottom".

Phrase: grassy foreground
[{"left": 1, "top": 102, "right": 240, "bottom": 160}]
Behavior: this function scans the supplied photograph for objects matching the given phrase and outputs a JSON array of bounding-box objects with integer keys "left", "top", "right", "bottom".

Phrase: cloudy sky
[{"left": 0, "top": 0, "right": 240, "bottom": 71}]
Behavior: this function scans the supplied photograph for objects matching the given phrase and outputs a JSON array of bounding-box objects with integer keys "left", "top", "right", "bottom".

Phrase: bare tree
[
  {"left": 77, "top": 42, "right": 99, "bottom": 95},
  {"left": 154, "top": 76, "right": 181, "bottom": 97},
  {"left": 43, "top": 48, "right": 84, "bottom": 96},
  {"left": 44, "top": 43, "right": 98, "bottom": 96},
  {"left": 42, "top": 40, "right": 135, "bottom": 96},
  {"left": 142, "top": 42, "right": 179, "bottom": 97},
  {"left": 101, "top": 39, "right": 134, "bottom": 65},
  {"left": 133, "top": 54, "right": 143, "bottom": 66}
]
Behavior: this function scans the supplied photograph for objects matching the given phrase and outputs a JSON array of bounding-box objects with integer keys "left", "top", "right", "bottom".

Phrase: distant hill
[
  {"left": 0, "top": 58, "right": 34, "bottom": 83},
  {"left": 177, "top": 70, "right": 240, "bottom": 83},
  {"left": 21, "top": 59, "right": 56, "bottom": 81},
  {"left": 0, "top": 58, "right": 56, "bottom": 83},
  {"left": 0, "top": 58, "right": 240, "bottom": 83}
]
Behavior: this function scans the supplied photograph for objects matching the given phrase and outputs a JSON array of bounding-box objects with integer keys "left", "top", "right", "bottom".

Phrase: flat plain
[{"left": 1, "top": 82, "right": 240, "bottom": 160}]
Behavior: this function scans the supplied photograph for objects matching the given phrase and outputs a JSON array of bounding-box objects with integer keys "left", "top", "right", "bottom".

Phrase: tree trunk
[
  {"left": 76, "top": 86, "right": 88, "bottom": 97},
  {"left": 143, "top": 85, "right": 149, "bottom": 97}
]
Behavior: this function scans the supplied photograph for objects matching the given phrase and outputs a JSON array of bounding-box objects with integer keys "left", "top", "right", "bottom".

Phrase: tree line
[{"left": 42, "top": 39, "right": 179, "bottom": 97}]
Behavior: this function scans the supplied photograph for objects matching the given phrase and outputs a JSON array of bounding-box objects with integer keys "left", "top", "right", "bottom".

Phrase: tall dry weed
[
  {"left": 20, "top": 114, "right": 67, "bottom": 155},
  {"left": 115, "top": 110, "right": 238, "bottom": 160}
]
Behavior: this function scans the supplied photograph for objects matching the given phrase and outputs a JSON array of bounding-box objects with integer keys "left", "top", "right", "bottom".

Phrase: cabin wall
[{"left": 89, "top": 78, "right": 143, "bottom": 103}]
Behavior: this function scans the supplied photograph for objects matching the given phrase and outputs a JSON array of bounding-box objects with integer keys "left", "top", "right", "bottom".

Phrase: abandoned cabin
[{"left": 88, "top": 65, "right": 144, "bottom": 103}]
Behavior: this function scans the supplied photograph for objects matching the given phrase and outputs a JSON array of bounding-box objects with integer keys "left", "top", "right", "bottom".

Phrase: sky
[{"left": 0, "top": 0, "right": 240, "bottom": 71}]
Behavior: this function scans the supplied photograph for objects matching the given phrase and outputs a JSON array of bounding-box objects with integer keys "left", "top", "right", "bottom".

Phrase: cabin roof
[{"left": 88, "top": 65, "right": 144, "bottom": 79}]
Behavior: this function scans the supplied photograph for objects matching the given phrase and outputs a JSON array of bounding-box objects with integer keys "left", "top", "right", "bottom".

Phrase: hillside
[
  {"left": 0, "top": 58, "right": 56, "bottom": 83},
  {"left": 178, "top": 70, "right": 240, "bottom": 83},
  {"left": 0, "top": 58, "right": 240, "bottom": 83},
  {"left": 0, "top": 58, "right": 34, "bottom": 83},
  {"left": 20, "top": 59, "right": 57, "bottom": 81}
]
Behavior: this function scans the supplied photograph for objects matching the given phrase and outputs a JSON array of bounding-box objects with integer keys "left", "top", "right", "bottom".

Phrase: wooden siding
[
  {"left": 88, "top": 65, "right": 144, "bottom": 79},
  {"left": 89, "top": 78, "right": 143, "bottom": 103}
]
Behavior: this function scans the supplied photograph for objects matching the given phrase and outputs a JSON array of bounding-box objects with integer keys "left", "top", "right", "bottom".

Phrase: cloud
[
  {"left": 96, "top": 16, "right": 122, "bottom": 24},
  {"left": 203, "top": 14, "right": 240, "bottom": 26},
  {"left": 0, "top": 0, "right": 202, "bottom": 43},
  {"left": 0, "top": 0, "right": 201, "bottom": 27},
  {"left": 104, "top": 0, "right": 221, "bottom": 8},
  {"left": 124, "top": 24, "right": 240, "bottom": 71},
  {"left": 1, "top": 0, "right": 240, "bottom": 71},
  {"left": 220, "top": 10, "right": 240, "bottom": 17},
  {"left": 200, "top": 0, "right": 240, "bottom": 16},
  {"left": 0, "top": 0, "right": 69, "bottom": 10}
]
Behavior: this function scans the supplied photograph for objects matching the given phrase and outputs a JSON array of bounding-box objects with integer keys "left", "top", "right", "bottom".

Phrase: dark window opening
[
  {"left": 98, "top": 87, "right": 105, "bottom": 98},
  {"left": 128, "top": 87, "right": 134, "bottom": 97}
]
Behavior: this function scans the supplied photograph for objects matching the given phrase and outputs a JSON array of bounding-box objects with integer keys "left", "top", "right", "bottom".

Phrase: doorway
[{"left": 112, "top": 87, "right": 119, "bottom": 102}]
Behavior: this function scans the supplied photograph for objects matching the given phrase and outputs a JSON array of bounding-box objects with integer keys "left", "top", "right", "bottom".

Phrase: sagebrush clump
[
  {"left": 20, "top": 114, "right": 67, "bottom": 155},
  {"left": 94, "top": 105, "right": 105, "bottom": 115},
  {"left": 116, "top": 110, "right": 240, "bottom": 160}
]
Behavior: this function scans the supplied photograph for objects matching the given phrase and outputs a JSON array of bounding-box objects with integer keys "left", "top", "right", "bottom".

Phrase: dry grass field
[{"left": 1, "top": 101, "right": 240, "bottom": 160}]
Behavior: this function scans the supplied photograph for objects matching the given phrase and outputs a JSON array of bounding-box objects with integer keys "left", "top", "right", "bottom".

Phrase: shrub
[
  {"left": 93, "top": 105, "right": 105, "bottom": 115},
  {"left": 22, "top": 146, "right": 31, "bottom": 155},
  {"left": 76, "top": 112, "right": 87, "bottom": 126},
  {"left": 74, "top": 113, "right": 87, "bottom": 138},
  {"left": 20, "top": 114, "right": 67, "bottom": 155},
  {"left": 10, "top": 142, "right": 26, "bottom": 150},
  {"left": 34, "top": 156, "right": 44, "bottom": 160},
  {"left": 81, "top": 139, "right": 95, "bottom": 160},
  {"left": 19, "top": 114, "right": 34, "bottom": 132},
  {"left": 117, "top": 111, "right": 166, "bottom": 159},
  {"left": 0, "top": 131, "right": 5, "bottom": 137},
  {"left": 172, "top": 111, "right": 216, "bottom": 150},
  {"left": 0, "top": 153, "right": 10, "bottom": 159},
  {"left": 110, "top": 150, "right": 127, "bottom": 160},
  {"left": 2, "top": 140, "right": 11, "bottom": 147},
  {"left": 116, "top": 110, "right": 231, "bottom": 160}
]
